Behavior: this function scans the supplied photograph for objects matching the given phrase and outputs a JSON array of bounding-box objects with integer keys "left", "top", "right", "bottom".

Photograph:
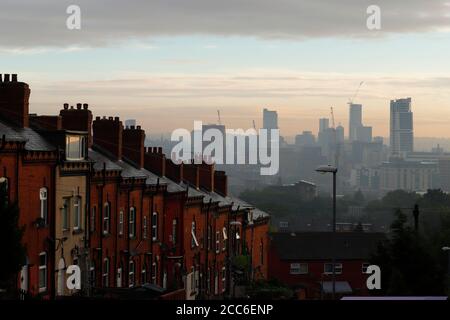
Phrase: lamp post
[
  {"left": 316, "top": 165, "right": 337, "bottom": 300},
  {"left": 443, "top": 246, "right": 450, "bottom": 296}
]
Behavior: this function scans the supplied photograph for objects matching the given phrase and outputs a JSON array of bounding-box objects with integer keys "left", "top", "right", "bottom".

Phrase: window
[
  {"left": 191, "top": 221, "right": 199, "bottom": 248},
  {"left": 152, "top": 212, "right": 158, "bottom": 240},
  {"left": 66, "top": 135, "right": 86, "bottom": 160},
  {"left": 172, "top": 219, "right": 177, "bottom": 245},
  {"left": 215, "top": 231, "right": 220, "bottom": 253},
  {"left": 290, "top": 263, "right": 308, "bottom": 275},
  {"left": 119, "top": 210, "right": 124, "bottom": 236},
  {"left": 362, "top": 263, "right": 370, "bottom": 274},
  {"left": 129, "top": 260, "right": 135, "bottom": 287},
  {"left": 324, "top": 263, "right": 342, "bottom": 274},
  {"left": 117, "top": 267, "right": 123, "bottom": 288},
  {"left": 190, "top": 267, "right": 195, "bottom": 292},
  {"left": 73, "top": 197, "right": 81, "bottom": 230},
  {"left": 221, "top": 267, "right": 226, "bottom": 292},
  {"left": 206, "top": 268, "right": 211, "bottom": 294},
  {"left": 102, "top": 258, "right": 110, "bottom": 287},
  {"left": 152, "top": 262, "right": 157, "bottom": 284},
  {"left": 222, "top": 227, "right": 227, "bottom": 251},
  {"left": 129, "top": 207, "right": 136, "bottom": 238},
  {"left": 103, "top": 202, "right": 110, "bottom": 235},
  {"left": 39, "top": 252, "right": 47, "bottom": 292},
  {"left": 90, "top": 262, "right": 96, "bottom": 287},
  {"left": 90, "top": 206, "right": 96, "bottom": 233},
  {"left": 207, "top": 225, "right": 212, "bottom": 250},
  {"left": 0, "top": 177, "right": 9, "bottom": 205},
  {"left": 61, "top": 198, "right": 69, "bottom": 231},
  {"left": 143, "top": 216, "right": 148, "bottom": 239},
  {"left": 141, "top": 264, "right": 147, "bottom": 284},
  {"left": 40, "top": 187, "right": 48, "bottom": 225}
]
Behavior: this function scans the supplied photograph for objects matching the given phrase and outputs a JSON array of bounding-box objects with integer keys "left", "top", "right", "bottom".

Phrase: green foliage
[
  {"left": 0, "top": 181, "right": 26, "bottom": 291},
  {"left": 370, "top": 209, "right": 446, "bottom": 296}
]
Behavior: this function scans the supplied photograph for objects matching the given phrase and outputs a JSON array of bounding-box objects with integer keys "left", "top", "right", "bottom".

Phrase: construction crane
[
  {"left": 217, "top": 110, "right": 222, "bottom": 125},
  {"left": 348, "top": 81, "right": 364, "bottom": 105},
  {"left": 252, "top": 120, "right": 256, "bottom": 130}
]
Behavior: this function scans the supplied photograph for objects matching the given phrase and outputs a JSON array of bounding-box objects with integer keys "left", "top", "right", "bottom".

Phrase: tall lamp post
[
  {"left": 316, "top": 165, "right": 338, "bottom": 300},
  {"left": 443, "top": 246, "right": 450, "bottom": 297}
]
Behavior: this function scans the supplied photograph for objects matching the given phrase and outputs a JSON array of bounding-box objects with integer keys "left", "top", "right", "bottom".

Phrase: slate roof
[
  {"left": 270, "top": 232, "right": 385, "bottom": 260},
  {"left": 89, "top": 149, "right": 122, "bottom": 172},
  {"left": 0, "top": 119, "right": 56, "bottom": 151}
]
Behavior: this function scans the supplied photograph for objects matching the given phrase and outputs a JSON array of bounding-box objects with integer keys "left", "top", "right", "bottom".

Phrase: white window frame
[
  {"left": 65, "top": 135, "right": 86, "bottom": 161},
  {"left": 39, "top": 252, "right": 47, "bottom": 292},
  {"left": 362, "top": 263, "right": 370, "bottom": 274},
  {"left": 222, "top": 227, "right": 227, "bottom": 251},
  {"left": 221, "top": 267, "right": 226, "bottom": 292},
  {"left": 141, "top": 264, "right": 147, "bottom": 284},
  {"left": 290, "top": 263, "right": 308, "bottom": 275},
  {"left": 191, "top": 221, "right": 199, "bottom": 248},
  {"left": 103, "top": 202, "right": 110, "bottom": 235},
  {"left": 90, "top": 206, "right": 96, "bottom": 233},
  {"left": 40, "top": 187, "right": 48, "bottom": 225},
  {"left": 103, "top": 258, "right": 109, "bottom": 287},
  {"left": 129, "top": 207, "right": 136, "bottom": 238},
  {"left": 119, "top": 210, "right": 124, "bottom": 236},
  {"left": 215, "top": 231, "right": 220, "bottom": 253},
  {"left": 117, "top": 267, "right": 123, "bottom": 288},
  {"left": 152, "top": 212, "right": 158, "bottom": 241},
  {"left": 324, "top": 263, "right": 342, "bottom": 275},
  {"left": 73, "top": 196, "right": 81, "bottom": 230},
  {"left": 61, "top": 198, "right": 70, "bottom": 231},
  {"left": 129, "top": 260, "right": 135, "bottom": 288},
  {"left": 152, "top": 262, "right": 157, "bottom": 284},
  {"left": 143, "top": 215, "right": 148, "bottom": 239}
]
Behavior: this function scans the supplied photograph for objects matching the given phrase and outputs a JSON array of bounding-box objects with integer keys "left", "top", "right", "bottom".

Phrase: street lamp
[
  {"left": 316, "top": 165, "right": 338, "bottom": 300},
  {"left": 443, "top": 246, "right": 450, "bottom": 296}
]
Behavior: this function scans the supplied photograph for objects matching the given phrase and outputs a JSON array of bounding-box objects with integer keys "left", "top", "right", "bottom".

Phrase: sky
[{"left": 2, "top": 0, "right": 450, "bottom": 139}]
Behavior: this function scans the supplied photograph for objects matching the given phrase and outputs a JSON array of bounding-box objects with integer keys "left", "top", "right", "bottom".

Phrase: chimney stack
[
  {"left": 59, "top": 103, "right": 93, "bottom": 147},
  {"left": 144, "top": 147, "right": 166, "bottom": 176},
  {"left": 0, "top": 74, "right": 30, "bottom": 128},
  {"left": 93, "top": 116, "right": 123, "bottom": 160},
  {"left": 122, "top": 125, "right": 146, "bottom": 168}
]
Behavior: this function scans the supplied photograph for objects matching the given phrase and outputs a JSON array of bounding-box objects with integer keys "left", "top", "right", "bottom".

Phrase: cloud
[{"left": 1, "top": 0, "right": 450, "bottom": 48}]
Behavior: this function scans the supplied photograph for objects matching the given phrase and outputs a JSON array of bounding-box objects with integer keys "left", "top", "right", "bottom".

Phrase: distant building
[
  {"left": 263, "top": 108, "right": 278, "bottom": 130},
  {"left": 390, "top": 98, "right": 413, "bottom": 157},
  {"left": 349, "top": 104, "right": 362, "bottom": 142},
  {"left": 380, "top": 158, "right": 438, "bottom": 192},
  {"left": 273, "top": 180, "right": 317, "bottom": 201},
  {"left": 319, "top": 118, "right": 329, "bottom": 133},
  {"left": 124, "top": 119, "right": 136, "bottom": 128},
  {"left": 336, "top": 125, "right": 345, "bottom": 144},
  {"left": 295, "top": 131, "right": 316, "bottom": 146},
  {"left": 356, "top": 126, "right": 372, "bottom": 143}
]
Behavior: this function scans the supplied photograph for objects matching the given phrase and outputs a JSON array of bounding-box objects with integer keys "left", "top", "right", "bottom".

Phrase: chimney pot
[
  {"left": 108, "top": 116, "right": 113, "bottom": 120},
  {"left": 137, "top": 125, "right": 141, "bottom": 130},
  {"left": 96, "top": 116, "right": 100, "bottom": 120},
  {"left": 4, "top": 74, "right": 10, "bottom": 82},
  {"left": 114, "top": 117, "right": 119, "bottom": 121},
  {"left": 70, "top": 105, "right": 74, "bottom": 109},
  {"left": 76, "top": 103, "right": 82, "bottom": 110},
  {"left": 130, "top": 125, "right": 135, "bottom": 130},
  {"left": 102, "top": 116, "right": 107, "bottom": 120},
  {"left": 63, "top": 103, "right": 69, "bottom": 110},
  {"left": 83, "top": 103, "right": 88, "bottom": 109},
  {"left": 11, "top": 74, "right": 17, "bottom": 82}
]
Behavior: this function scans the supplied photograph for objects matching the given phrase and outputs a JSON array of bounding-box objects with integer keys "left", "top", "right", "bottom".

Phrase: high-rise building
[
  {"left": 336, "top": 124, "right": 345, "bottom": 144},
  {"left": 263, "top": 108, "right": 278, "bottom": 130},
  {"left": 319, "top": 118, "right": 329, "bottom": 133},
  {"left": 295, "top": 131, "right": 316, "bottom": 146},
  {"left": 390, "top": 98, "right": 413, "bottom": 157},
  {"left": 349, "top": 103, "right": 362, "bottom": 142},
  {"left": 356, "top": 126, "right": 372, "bottom": 143}
]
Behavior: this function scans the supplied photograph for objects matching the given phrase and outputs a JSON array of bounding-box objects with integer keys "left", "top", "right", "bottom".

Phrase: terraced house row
[{"left": 0, "top": 74, "right": 270, "bottom": 299}]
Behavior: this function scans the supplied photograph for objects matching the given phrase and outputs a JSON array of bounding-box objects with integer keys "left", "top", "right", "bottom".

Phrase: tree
[
  {"left": 0, "top": 180, "right": 26, "bottom": 293},
  {"left": 370, "top": 209, "right": 445, "bottom": 295}
]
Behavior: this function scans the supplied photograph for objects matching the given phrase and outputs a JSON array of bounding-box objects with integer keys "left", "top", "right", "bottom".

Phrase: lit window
[
  {"left": 222, "top": 227, "right": 227, "bottom": 251},
  {"left": 119, "top": 210, "right": 124, "bottom": 235},
  {"left": 152, "top": 212, "right": 158, "bottom": 240},
  {"left": 290, "top": 263, "right": 308, "bottom": 275},
  {"left": 129, "top": 260, "right": 135, "bottom": 287},
  {"left": 129, "top": 207, "right": 136, "bottom": 238},
  {"left": 40, "top": 187, "right": 48, "bottom": 225},
  {"left": 66, "top": 135, "right": 86, "bottom": 160},
  {"left": 143, "top": 216, "right": 147, "bottom": 239},
  {"left": 102, "top": 258, "right": 109, "bottom": 287},
  {"left": 61, "top": 198, "right": 69, "bottom": 231},
  {"left": 191, "top": 221, "right": 199, "bottom": 248},
  {"left": 39, "top": 252, "right": 47, "bottom": 292},
  {"left": 73, "top": 197, "right": 81, "bottom": 230},
  {"left": 103, "top": 202, "right": 110, "bottom": 235}
]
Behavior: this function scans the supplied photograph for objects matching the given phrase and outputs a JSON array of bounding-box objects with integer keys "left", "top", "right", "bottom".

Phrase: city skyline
[{"left": 2, "top": 1, "right": 450, "bottom": 138}]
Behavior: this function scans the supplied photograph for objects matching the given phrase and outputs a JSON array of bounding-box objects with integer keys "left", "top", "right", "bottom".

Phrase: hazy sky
[{"left": 2, "top": 0, "right": 450, "bottom": 138}]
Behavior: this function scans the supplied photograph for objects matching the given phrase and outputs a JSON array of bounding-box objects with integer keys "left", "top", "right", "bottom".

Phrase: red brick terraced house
[{"left": 0, "top": 74, "right": 270, "bottom": 300}]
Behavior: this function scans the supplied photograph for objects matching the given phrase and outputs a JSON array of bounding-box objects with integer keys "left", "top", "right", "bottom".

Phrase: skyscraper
[
  {"left": 319, "top": 118, "right": 329, "bottom": 133},
  {"left": 390, "top": 98, "right": 413, "bottom": 157},
  {"left": 349, "top": 103, "right": 362, "bottom": 142},
  {"left": 263, "top": 108, "right": 278, "bottom": 130}
]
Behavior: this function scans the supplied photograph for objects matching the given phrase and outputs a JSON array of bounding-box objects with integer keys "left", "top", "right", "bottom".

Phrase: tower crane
[
  {"left": 348, "top": 81, "right": 364, "bottom": 105},
  {"left": 217, "top": 110, "right": 222, "bottom": 125}
]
